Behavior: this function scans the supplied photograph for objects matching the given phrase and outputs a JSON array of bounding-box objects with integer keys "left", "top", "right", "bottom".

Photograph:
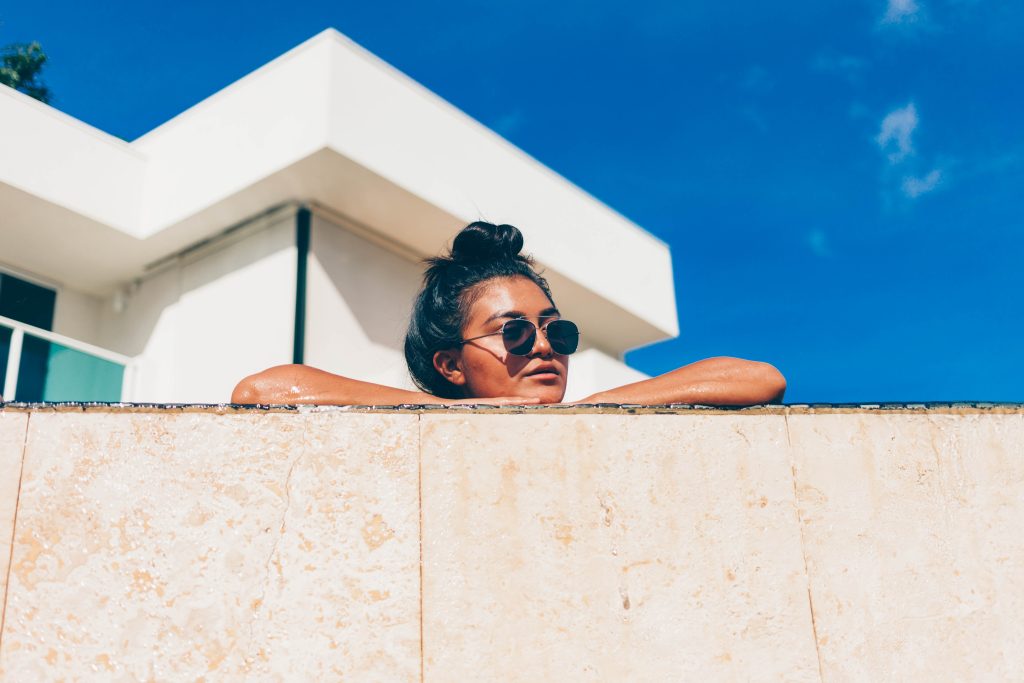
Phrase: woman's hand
[{"left": 572, "top": 357, "right": 786, "bottom": 406}]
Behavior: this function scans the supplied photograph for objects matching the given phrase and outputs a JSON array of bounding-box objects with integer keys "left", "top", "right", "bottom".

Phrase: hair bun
[{"left": 450, "top": 222, "right": 525, "bottom": 264}]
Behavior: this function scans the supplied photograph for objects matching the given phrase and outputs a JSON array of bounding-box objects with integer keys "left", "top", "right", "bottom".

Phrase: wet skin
[{"left": 434, "top": 276, "right": 569, "bottom": 404}]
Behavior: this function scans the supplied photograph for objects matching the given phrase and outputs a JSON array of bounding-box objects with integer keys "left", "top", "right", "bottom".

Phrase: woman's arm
[
  {"left": 575, "top": 356, "right": 786, "bottom": 406},
  {"left": 230, "top": 364, "right": 538, "bottom": 406},
  {"left": 231, "top": 364, "right": 437, "bottom": 405}
]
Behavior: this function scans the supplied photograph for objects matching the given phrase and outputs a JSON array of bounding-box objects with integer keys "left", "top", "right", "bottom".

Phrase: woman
[{"left": 231, "top": 222, "right": 785, "bottom": 406}]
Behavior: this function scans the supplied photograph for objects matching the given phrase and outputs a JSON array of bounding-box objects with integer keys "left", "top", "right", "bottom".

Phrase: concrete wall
[
  {"left": 93, "top": 211, "right": 296, "bottom": 403},
  {"left": 1, "top": 405, "right": 1020, "bottom": 680},
  {"left": 305, "top": 212, "right": 422, "bottom": 391},
  {"left": 50, "top": 284, "right": 102, "bottom": 345}
]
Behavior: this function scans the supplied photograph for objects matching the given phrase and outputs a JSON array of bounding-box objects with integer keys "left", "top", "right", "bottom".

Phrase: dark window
[
  {"left": 0, "top": 273, "right": 56, "bottom": 330},
  {"left": 0, "top": 325, "right": 10, "bottom": 393},
  {"left": 0, "top": 273, "right": 56, "bottom": 401}
]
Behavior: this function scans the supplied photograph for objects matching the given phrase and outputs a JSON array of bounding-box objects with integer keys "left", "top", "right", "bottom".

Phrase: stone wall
[{"left": 0, "top": 405, "right": 1021, "bottom": 680}]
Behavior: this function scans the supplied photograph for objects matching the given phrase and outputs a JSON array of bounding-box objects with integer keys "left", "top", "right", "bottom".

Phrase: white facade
[{"left": 0, "top": 29, "right": 675, "bottom": 403}]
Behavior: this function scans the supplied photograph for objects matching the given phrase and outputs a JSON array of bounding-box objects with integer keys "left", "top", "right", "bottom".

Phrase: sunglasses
[{"left": 460, "top": 317, "right": 580, "bottom": 356}]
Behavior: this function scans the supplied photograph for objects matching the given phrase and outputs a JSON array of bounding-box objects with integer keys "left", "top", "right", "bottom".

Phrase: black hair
[{"left": 404, "top": 221, "right": 554, "bottom": 398}]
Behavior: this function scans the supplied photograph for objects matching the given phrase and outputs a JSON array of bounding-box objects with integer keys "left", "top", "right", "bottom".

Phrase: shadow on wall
[
  {"left": 96, "top": 209, "right": 299, "bottom": 358},
  {"left": 309, "top": 213, "right": 424, "bottom": 351},
  {"left": 94, "top": 205, "right": 431, "bottom": 401}
]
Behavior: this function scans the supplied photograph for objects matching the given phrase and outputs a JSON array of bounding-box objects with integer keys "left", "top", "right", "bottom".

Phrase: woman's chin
[
  {"left": 470, "top": 377, "right": 567, "bottom": 404},
  {"left": 522, "top": 383, "right": 566, "bottom": 404}
]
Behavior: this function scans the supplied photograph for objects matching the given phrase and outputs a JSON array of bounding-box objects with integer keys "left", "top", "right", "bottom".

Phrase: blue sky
[{"left": 3, "top": 0, "right": 1022, "bottom": 402}]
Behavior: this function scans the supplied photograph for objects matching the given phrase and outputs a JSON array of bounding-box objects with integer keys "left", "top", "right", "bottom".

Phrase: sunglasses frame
[{"left": 460, "top": 317, "right": 580, "bottom": 356}]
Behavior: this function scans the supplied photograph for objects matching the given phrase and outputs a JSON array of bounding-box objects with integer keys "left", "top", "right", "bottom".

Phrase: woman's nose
[{"left": 530, "top": 325, "right": 554, "bottom": 357}]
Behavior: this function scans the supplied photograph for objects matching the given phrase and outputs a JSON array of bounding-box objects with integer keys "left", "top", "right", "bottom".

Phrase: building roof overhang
[{"left": 0, "top": 29, "right": 678, "bottom": 354}]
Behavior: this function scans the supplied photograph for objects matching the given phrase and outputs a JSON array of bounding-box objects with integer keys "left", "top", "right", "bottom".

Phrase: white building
[{"left": 0, "top": 29, "right": 678, "bottom": 404}]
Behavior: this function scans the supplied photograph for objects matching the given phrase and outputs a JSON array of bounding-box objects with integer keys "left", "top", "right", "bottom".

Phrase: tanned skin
[{"left": 232, "top": 277, "right": 785, "bottom": 406}]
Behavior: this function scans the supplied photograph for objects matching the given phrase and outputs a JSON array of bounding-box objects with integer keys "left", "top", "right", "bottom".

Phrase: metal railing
[{"left": 0, "top": 314, "right": 132, "bottom": 402}]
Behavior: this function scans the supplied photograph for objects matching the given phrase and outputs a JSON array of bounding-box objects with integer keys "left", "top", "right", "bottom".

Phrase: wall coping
[{"left": 1, "top": 402, "right": 1022, "bottom": 415}]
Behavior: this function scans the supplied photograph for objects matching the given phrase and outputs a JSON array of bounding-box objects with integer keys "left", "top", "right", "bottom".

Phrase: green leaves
[{"left": 1, "top": 40, "right": 52, "bottom": 104}]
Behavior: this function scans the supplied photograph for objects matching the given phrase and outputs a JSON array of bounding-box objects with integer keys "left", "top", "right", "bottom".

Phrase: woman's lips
[{"left": 524, "top": 366, "right": 561, "bottom": 380}]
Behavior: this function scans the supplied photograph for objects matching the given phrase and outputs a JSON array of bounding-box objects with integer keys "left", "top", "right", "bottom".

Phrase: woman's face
[{"left": 436, "top": 276, "right": 570, "bottom": 403}]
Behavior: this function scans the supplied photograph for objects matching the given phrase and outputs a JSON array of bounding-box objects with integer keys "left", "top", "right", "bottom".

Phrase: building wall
[
  {"left": 0, "top": 87, "right": 144, "bottom": 234},
  {"left": 0, "top": 406, "right": 1021, "bottom": 680},
  {"left": 93, "top": 211, "right": 297, "bottom": 402},
  {"left": 305, "top": 212, "right": 422, "bottom": 390},
  {"left": 51, "top": 286, "right": 102, "bottom": 344}
]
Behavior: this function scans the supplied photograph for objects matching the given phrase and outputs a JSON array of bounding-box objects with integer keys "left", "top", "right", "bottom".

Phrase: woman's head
[{"left": 404, "top": 222, "right": 572, "bottom": 403}]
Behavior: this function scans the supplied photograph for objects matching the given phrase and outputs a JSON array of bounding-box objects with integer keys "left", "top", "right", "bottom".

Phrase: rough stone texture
[
  {"left": 420, "top": 413, "right": 820, "bottom": 682},
  {"left": 0, "top": 411, "right": 420, "bottom": 681},
  {"left": 2, "top": 405, "right": 1023, "bottom": 681},
  {"left": 0, "top": 413, "right": 28, "bottom": 620},
  {"left": 788, "top": 412, "right": 1024, "bottom": 681}
]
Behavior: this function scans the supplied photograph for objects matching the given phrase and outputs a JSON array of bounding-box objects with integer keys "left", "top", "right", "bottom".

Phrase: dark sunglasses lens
[
  {"left": 546, "top": 320, "right": 579, "bottom": 355},
  {"left": 502, "top": 319, "right": 536, "bottom": 355}
]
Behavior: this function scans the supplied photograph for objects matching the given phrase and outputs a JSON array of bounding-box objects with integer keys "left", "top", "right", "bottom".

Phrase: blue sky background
[{"left": 3, "top": 0, "right": 1022, "bottom": 402}]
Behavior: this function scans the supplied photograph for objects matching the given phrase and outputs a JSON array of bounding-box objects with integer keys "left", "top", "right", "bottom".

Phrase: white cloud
[
  {"left": 876, "top": 103, "right": 918, "bottom": 163},
  {"left": 882, "top": 0, "right": 922, "bottom": 24},
  {"left": 901, "top": 169, "right": 943, "bottom": 198}
]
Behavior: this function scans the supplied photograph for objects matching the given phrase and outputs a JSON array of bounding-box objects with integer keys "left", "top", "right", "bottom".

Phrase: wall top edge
[{"left": 1, "top": 402, "right": 1022, "bottom": 416}]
